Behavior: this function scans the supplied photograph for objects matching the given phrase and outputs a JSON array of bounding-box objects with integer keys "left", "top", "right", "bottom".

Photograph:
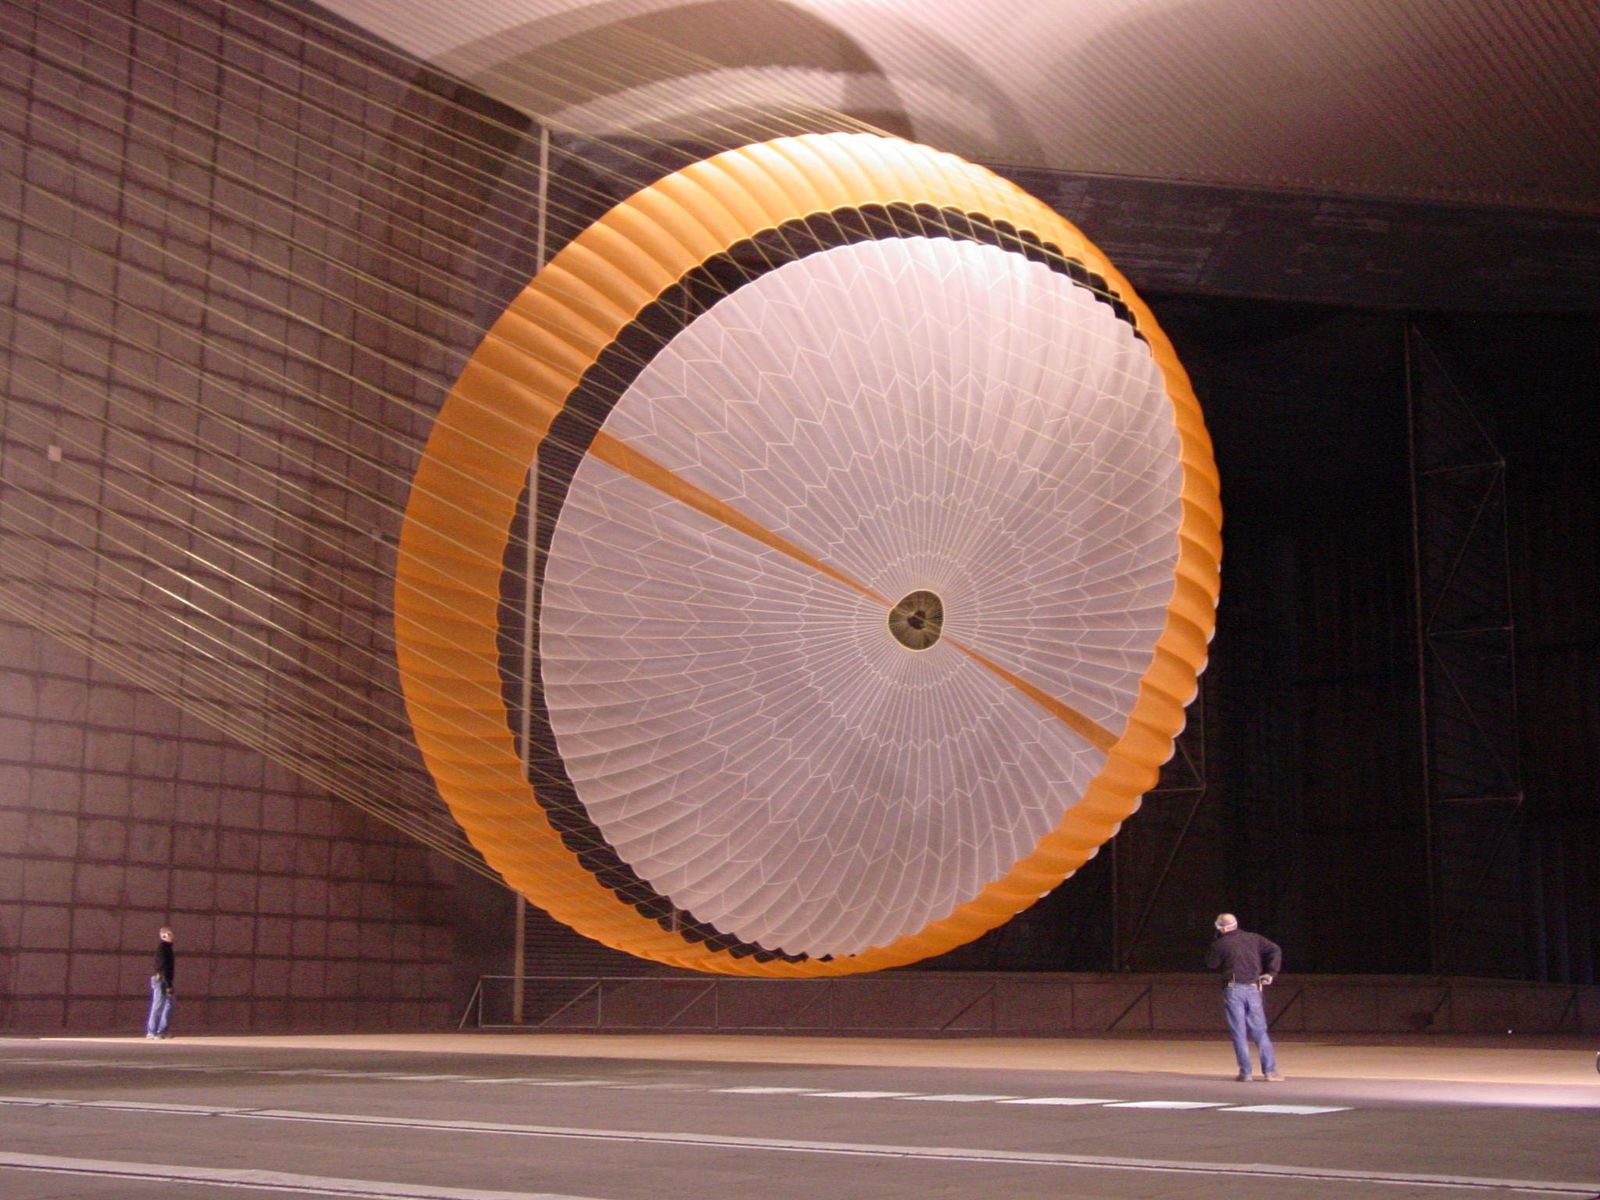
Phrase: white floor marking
[
  {"left": 72, "top": 1098, "right": 240, "bottom": 1115},
  {"left": 896, "top": 1094, "right": 1017, "bottom": 1103},
  {"left": 0, "top": 1054, "right": 1359, "bottom": 1117},
  {"left": 1223, "top": 1104, "right": 1352, "bottom": 1115},
  {"left": 1, "top": 1097, "right": 1591, "bottom": 1194},
  {"left": 807, "top": 1090, "right": 917, "bottom": 1099},
  {"left": 262, "top": 1069, "right": 351, "bottom": 1076},
  {"left": 0, "top": 1151, "right": 604, "bottom": 1200}
]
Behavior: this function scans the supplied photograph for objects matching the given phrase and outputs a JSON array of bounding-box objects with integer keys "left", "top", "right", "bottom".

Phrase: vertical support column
[
  {"left": 1406, "top": 323, "right": 1525, "bottom": 977},
  {"left": 512, "top": 123, "right": 553, "bottom": 1026}
]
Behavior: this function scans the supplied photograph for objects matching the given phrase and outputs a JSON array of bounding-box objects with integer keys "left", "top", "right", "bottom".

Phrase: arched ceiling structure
[{"left": 319, "top": 0, "right": 1600, "bottom": 217}]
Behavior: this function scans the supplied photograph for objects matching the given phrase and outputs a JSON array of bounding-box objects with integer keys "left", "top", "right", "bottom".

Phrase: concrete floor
[{"left": 1, "top": 1031, "right": 1596, "bottom": 1198}]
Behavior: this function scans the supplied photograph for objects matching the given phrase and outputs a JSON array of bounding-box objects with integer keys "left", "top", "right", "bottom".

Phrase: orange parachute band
[{"left": 393, "top": 132, "right": 1221, "bottom": 975}]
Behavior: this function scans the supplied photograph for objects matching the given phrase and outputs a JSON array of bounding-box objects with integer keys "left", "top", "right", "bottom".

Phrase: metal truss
[{"left": 1406, "top": 324, "right": 1525, "bottom": 977}]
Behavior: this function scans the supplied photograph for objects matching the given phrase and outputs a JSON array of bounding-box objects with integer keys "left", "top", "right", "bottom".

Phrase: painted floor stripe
[
  {"left": 0, "top": 1151, "right": 601, "bottom": 1200},
  {"left": 1223, "top": 1104, "right": 1352, "bottom": 1115},
  {"left": 896, "top": 1094, "right": 1017, "bottom": 1103},
  {"left": 2, "top": 1096, "right": 1592, "bottom": 1195},
  {"left": 261, "top": 1069, "right": 352, "bottom": 1077},
  {"left": 0, "top": 1056, "right": 1355, "bottom": 1117},
  {"left": 71, "top": 1098, "right": 236, "bottom": 1115},
  {"left": 807, "top": 1090, "right": 918, "bottom": 1099}
]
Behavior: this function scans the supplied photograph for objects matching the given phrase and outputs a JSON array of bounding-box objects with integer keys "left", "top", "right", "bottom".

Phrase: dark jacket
[
  {"left": 152, "top": 940, "right": 175, "bottom": 989},
  {"left": 1205, "top": 929, "right": 1281, "bottom": 985}
]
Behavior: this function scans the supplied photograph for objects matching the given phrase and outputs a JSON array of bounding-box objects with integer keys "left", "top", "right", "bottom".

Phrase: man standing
[
  {"left": 1205, "top": 913, "right": 1282, "bottom": 1081},
  {"left": 145, "top": 926, "right": 175, "bottom": 1039}
]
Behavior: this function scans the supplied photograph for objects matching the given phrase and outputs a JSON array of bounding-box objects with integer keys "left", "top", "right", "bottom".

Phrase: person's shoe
[
  {"left": 1262, "top": 1071, "right": 1286, "bottom": 1082},
  {"left": 1234, "top": 1071, "right": 1251, "bottom": 1082}
]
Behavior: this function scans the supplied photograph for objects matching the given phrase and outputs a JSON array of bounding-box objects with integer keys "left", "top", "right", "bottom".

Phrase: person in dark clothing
[
  {"left": 1205, "top": 913, "right": 1283, "bottom": 1081},
  {"left": 145, "top": 926, "right": 175, "bottom": 1039}
]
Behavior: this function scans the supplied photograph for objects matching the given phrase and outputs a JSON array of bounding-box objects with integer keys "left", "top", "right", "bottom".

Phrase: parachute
[{"left": 394, "top": 132, "right": 1221, "bottom": 974}]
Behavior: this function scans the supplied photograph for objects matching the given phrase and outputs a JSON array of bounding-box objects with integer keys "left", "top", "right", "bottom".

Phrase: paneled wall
[
  {"left": 0, "top": 0, "right": 527, "bottom": 1033},
  {"left": 0, "top": 626, "right": 505, "bottom": 1031}
]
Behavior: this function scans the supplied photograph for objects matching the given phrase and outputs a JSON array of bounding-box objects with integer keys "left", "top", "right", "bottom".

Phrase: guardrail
[{"left": 458, "top": 973, "right": 1597, "bottom": 1035}]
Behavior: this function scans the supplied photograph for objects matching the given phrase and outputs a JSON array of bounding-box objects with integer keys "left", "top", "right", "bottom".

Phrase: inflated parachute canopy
[{"left": 394, "top": 132, "right": 1221, "bottom": 975}]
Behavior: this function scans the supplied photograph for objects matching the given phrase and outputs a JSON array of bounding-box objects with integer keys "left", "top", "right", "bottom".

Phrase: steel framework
[{"left": 1406, "top": 324, "right": 1525, "bottom": 977}]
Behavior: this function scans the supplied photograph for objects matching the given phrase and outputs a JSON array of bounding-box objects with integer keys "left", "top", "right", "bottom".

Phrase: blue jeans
[
  {"left": 146, "top": 977, "right": 173, "bottom": 1037},
  {"left": 1222, "top": 984, "right": 1275, "bottom": 1075}
]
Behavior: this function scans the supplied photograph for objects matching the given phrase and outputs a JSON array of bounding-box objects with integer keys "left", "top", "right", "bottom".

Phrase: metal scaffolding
[{"left": 1406, "top": 324, "right": 1525, "bottom": 977}]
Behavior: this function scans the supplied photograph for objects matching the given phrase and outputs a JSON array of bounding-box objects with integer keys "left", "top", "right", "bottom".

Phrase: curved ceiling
[{"left": 321, "top": 0, "right": 1600, "bottom": 216}]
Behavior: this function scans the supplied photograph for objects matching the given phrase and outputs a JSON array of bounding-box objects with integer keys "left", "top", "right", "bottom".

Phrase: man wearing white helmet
[{"left": 1206, "top": 913, "right": 1284, "bottom": 1081}]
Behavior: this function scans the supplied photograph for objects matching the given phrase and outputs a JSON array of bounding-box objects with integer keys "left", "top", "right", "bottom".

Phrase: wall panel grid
[{"left": 0, "top": 0, "right": 541, "bottom": 1033}]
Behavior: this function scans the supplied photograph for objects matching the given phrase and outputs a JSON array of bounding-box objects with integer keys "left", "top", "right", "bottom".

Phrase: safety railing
[{"left": 457, "top": 973, "right": 1597, "bottom": 1035}]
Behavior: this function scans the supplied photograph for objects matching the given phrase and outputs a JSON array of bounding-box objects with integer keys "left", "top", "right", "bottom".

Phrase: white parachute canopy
[{"left": 540, "top": 235, "right": 1182, "bottom": 958}]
